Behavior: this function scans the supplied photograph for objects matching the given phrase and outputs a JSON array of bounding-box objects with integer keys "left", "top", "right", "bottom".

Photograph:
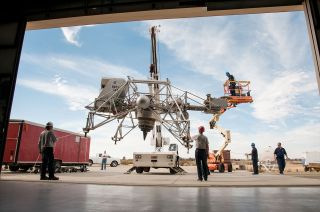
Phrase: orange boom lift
[{"left": 207, "top": 79, "right": 253, "bottom": 172}]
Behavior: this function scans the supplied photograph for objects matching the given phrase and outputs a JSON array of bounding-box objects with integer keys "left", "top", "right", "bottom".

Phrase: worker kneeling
[
  {"left": 193, "top": 126, "right": 209, "bottom": 181},
  {"left": 38, "top": 122, "right": 59, "bottom": 180}
]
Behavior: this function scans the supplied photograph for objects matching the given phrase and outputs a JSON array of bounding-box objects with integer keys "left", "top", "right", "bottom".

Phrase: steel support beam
[
  {"left": 0, "top": 20, "right": 26, "bottom": 173},
  {"left": 304, "top": 0, "right": 320, "bottom": 92}
]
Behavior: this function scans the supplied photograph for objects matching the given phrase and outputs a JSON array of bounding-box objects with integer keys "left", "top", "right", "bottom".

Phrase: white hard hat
[{"left": 46, "top": 122, "right": 53, "bottom": 127}]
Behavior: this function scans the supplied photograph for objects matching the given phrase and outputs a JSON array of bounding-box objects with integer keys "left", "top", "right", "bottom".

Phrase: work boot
[
  {"left": 49, "top": 176, "right": 59, "bottom": 180},
  {"left": 40, "top": 176, "right": 49, "bottom": 180}
]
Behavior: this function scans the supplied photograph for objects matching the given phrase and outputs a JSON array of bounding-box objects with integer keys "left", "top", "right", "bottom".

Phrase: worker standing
[
  {"left": 101, "top": 151, "right": 107, "bottom": 170},
  {"left": 274, "top": 142, "right": 289, "bottom": 174},
  {"left": 38, "top": 122, "right": 59, "bottom": 180},
  {"left": 193, "top": 126, "right": 209, "bottom": 181},
  {"left": 251, "top": 143, "right": 259, "bottom": 175},
  {"left": 226, "top": 72, "right": 236, "bottom": 96}
]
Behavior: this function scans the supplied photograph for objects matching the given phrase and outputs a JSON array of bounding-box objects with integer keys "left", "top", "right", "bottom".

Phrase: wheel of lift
[
  {"left": 227, "top": 164, "right": 233, "bottom": 172},
  {"left": 218, "top": 163, "right": 225, "bottom": 173}
]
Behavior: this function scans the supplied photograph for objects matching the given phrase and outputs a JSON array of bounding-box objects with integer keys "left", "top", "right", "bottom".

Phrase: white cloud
[
  {"left": 141, "top": 12, "right": 318, "bottom": 125},
  {"left": 18, "top": 75, "right": 97, "bottom": 111},
  {"left": 61, "top": 26, "right": 83, "bottom": 47},
  {"left": 61, "top": 25, "right": 95, "bottom": 47},
  {"left": 252, "top": 71, "right": 315, "bottom": 123},
  {"left": 22, "top": 53, "right": 145, "bottom": 80}
]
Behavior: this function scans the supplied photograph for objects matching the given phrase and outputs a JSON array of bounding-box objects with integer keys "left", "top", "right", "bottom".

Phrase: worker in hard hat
[
  {"left": 250, "top": 143, "right": 259, "bottom": 175},
  {"left": 274, "top": 142, "right": 289, "bottom": 174},
  {"left": 38, "top": 121, "right": 59, "bottom": 180},
  {"left": 193, "top": 126, "right": 209, "bottom": 181},
  {"left": 226, "top": 72, "right": 236, "bottom": 96}
]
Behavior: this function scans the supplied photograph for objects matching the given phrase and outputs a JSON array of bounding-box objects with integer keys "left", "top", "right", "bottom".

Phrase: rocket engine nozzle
[{"left": 137, "top": 106, "right": 156, "bottom": 140}]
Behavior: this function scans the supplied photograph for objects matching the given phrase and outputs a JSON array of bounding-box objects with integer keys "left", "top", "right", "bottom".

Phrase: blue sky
[{"left": 11, "top": 11, "right": 320, "bottom": 159}]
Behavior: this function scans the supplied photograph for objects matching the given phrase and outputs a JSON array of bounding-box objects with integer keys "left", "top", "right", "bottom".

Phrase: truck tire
[
  {"left": 136, "top": 167, "right": 143, "bottom": 174},
  {"left": 9, "top": 165, "right": 19, "bottom": 172},
  {"left": 22, "top": 166, "right": 31, "bottom": 172},
  {"left": 143, "top": 167, "right": 150, "bottom": 172},
  {"left": 304, "top": 166, "right": 309, "bottom": 172},
  {"left": 110, "top": 161, "right": 118, "bottom": 167},
  {"left": 80, "top": 165, "right": 86, "bottom": 172},
  {"left": 55, "top": 160, "right": 62, "bottom": 173},
  {"left": 218, "top": 163, "right": 225, "bottom": 173},
  {"left": 88, "top": 159, "right": 93, "bottom": 166},
  {"left": 227, "top": 164, "right": 233, "bottom": 172}
]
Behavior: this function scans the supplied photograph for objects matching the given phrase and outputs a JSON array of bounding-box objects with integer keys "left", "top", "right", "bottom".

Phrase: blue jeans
[
  {"left": 277, "top": 158, "right": 286, "bottom": 173},
  {"left": 101, "top": 159, "right": 107, "bottom": 170}
]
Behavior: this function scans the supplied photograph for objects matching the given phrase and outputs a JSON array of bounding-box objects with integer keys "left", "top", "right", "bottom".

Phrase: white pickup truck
[{"left": 89, "top": 153, "right": 121, "bottom": 167}]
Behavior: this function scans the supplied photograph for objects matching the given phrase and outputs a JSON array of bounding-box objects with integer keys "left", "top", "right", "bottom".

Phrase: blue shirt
[{"left": 274, "top": 147, "right": 287, "bottom": 159}]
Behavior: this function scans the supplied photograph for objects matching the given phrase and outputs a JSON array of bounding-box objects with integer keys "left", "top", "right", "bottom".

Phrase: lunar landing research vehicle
[{"left": 83, "top": 26, "right": 253, "bottom": 174}]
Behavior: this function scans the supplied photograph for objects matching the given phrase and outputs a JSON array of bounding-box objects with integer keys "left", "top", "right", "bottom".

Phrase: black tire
[
  {"left": 304, "top": 166, "right": 309, "bottom": 172},
  {"left": 110, "top": 161, "right": 118, "bottom": 167},
  {"left": 54, "top": 160, "right": 62, "bottom": 173},
  {"left": 88, "top": 159, "right": 93, "bottom": 166},
  {"left": 143, "top": 167, "right": 150, "bottom": 172},
  {"left": 136, "top": 167, "right": 143, "bottom": 174},
  {"left": 9, "top": 165, "right": 19, "bottom": 172},
  {"left": 218, "top": 163, "right": 225, "bottom": 173},
  {"left": 21, "top": 166, "right": 31, "bottom": 172},
  {"left": 227, "top": 164, "right": 233, "bottom": 172}
]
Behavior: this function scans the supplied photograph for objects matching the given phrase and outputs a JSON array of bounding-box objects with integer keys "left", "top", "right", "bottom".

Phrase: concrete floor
[
  {"left": 1, "top": 165, "right": 320, "bottom": 187},
  {"left": 0, "top": 181, "right": 320, "bottom": 212}
]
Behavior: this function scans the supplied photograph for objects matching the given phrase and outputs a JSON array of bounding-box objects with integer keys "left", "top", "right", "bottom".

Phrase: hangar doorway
[{"left": 1, "top": 10, "right": 319, "bottom": 185}]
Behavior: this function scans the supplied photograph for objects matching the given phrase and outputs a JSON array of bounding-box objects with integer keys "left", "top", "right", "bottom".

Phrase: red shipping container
[{"left": 3, "top": 120, "right": 90, "bottom": 171}]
